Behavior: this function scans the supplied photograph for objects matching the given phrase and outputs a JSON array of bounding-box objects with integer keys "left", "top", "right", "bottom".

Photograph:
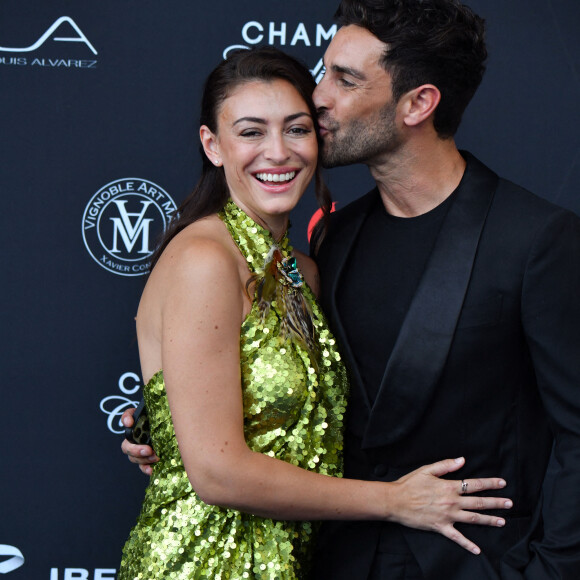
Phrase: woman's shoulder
[
  {"left": 153, "top": 214, "right": 239, "bottom": 283},
  {"left": 136, "top": 213, "right": 244, "bottom": 350}
]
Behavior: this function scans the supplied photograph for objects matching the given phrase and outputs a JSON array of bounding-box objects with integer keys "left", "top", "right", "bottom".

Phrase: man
[
  {"left": 308, "top": 1, "right": 580, "bottom": 578},
  {"left": 124, "top": 1, "right": 580, "bottom": 577}
]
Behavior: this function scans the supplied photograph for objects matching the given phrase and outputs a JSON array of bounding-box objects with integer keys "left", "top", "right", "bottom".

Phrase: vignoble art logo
[
  {"left": 0, "top": 16, "right": 98, "bottom": 69},
  {"left": 82, "top": 178, "right": 177, "bottom": 276},
  {"left": 0, "top": 545, "right": 24, "bottom": 574},
  {"left": 223, "top": 20, "right": 337, "bottom": 82}
]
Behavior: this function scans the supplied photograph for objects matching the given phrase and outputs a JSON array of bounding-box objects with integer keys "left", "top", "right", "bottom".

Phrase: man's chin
[
  {"left": 320, "top": 145, "right": 343, "bottom": 168},
  {"left": 321, "top": 152, "right": 356, "bottom": 169}
]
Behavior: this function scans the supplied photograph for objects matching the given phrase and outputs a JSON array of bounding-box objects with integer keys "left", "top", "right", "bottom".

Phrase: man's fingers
[
  {"left": 440, "top": 525, "right": 481, "bottom": 555},
  {"left": 121, "top": 438, "right": 156, "bottom": 462},
  {"left": 140, "top": 464, "right": 154, "bottom": 476},
  {"left": 121, "top": 407, "right": 136, "bottom": 427},
  {"left": 126, "top": 452, "right": 158, "bottom": 465}
]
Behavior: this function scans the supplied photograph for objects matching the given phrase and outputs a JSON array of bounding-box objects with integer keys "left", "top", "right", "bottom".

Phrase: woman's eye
[
  {"left": 288, "top": 127, "right": 312, "bottom": 135},
  {"left": 239, "top": 128, "right": 264, "bottom": 137}
]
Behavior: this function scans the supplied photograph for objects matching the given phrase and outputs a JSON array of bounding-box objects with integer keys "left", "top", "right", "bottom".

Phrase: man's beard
[{"left": 319, "top": 101, "right": 400, "bottom": 168}]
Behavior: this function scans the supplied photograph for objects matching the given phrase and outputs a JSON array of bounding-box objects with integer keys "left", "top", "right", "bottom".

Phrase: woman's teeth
[{"left": 255, "top": 171, "right": 296, "bottom": 183}]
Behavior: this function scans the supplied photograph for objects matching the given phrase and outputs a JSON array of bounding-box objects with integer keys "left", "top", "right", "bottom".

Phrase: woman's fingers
[
  {"left": 454, "top": 510, "right": 506, "bottom": 528},
  {"left": 459, "top": 495, "right": 513, "bottom": 511},
  {"left": 391, "top": 459, "right": 513, "bottom": 554},
  {"left": 421, "top": 461, "right": 508, "bottom": 495},
  {"left": 439, "top": 524, "right": 482, "bottom": 555},
  {"left": 457, "top": 477, "right": 507, "bottom": 494},
  {"left": 423, "top": 456, "right": 466, "bottom": 477},
  {"left": 439, "top": 505, "right": 509, "bottom": 555},
  {"left": 391, "top": 458, "right": 514, "bottom": 554}
]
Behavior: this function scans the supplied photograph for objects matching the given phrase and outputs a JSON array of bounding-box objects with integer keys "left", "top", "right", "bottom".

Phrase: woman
[{"left": 119, "top": 47, "right": 510, "bottom": 579}]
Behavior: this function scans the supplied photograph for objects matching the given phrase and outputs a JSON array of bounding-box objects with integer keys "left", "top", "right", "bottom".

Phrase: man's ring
[{"left": 461, "top": 480, "right": 468, "bottom": 494}]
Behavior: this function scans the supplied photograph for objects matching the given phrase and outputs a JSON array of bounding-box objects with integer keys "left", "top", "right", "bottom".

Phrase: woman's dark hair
[
  {"left": 335, "top": 0, "right": 487, "bottom": 138},
  {"left": 150, "top": 47, "right": 331, "bottom": 271}
]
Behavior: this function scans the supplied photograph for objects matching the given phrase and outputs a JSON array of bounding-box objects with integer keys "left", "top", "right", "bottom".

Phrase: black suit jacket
[{"left": 312, "top": 153, "right": 580, "bottom": 579}]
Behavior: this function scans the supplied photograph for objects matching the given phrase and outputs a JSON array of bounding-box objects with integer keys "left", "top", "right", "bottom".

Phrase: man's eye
[
  {"left": 339, "top": 78, "right": 355, "bottom": 88},
  {"left": 241, "top": 130, "right": 261, "bottom": 137}
]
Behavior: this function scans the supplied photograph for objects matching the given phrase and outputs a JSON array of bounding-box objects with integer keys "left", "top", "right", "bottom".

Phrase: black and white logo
[
  {"left": 82, "top": 178, "right": 177, "bottom": 277},
  {"left": 99, "top": 372, "right": 141, "bottom": 435},
  {"left": 0, "top": 545, "right": 24, "bottom": 574},
  {"left": 222, "top": 20, "right": 337, "bottom": 83},
  {"left": 0, "top": 16, "right": 97, "bottom": 54},
  {"left": 0, "top": 16, "right": 98, "bottom": 69},
  {"left": 50, "top": 568, "right": 116, "bottom": 579}
]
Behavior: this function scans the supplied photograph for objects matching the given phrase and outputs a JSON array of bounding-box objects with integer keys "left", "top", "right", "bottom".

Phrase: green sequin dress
[{"left": 119, "top": 201, "right": 348, "bottom": 579}]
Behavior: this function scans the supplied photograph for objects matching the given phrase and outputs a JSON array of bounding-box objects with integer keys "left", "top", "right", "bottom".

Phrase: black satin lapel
[
  {"left": 362, "top": 154, "right": 499, "bottom": 449},
  {"left": 323, "top": 193, "right": 376, "bottom": 415}
]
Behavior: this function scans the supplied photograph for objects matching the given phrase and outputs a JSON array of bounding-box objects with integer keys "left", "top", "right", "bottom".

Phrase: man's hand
[{"left": 121, "top": 407, "right": 159, "bottom": 475}]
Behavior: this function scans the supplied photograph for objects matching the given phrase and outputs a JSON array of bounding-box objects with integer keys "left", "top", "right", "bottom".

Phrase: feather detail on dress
[{"left": 248, "top": 245, "right": 318, "bottom": 362}]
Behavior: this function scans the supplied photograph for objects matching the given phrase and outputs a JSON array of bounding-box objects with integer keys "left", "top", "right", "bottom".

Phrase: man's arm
[
  {"left": 520, "top": 209, "right": 580, "bottom": 579},
  {"left": 121, "top": 407, "right": 158, "bottom": 476}
]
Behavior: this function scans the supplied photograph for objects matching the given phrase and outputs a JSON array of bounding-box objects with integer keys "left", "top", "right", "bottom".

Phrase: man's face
[{"left": 313, "top": 25, "right": 401, "bottom": 168}]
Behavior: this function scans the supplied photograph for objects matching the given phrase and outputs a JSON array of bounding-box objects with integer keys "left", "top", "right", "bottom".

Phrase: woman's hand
[
  {"left": 120, "top": 407, "right": 159, "bottom": 475},
  {"left": 389, "top": 457, "right": 512, "bottom": 554}
]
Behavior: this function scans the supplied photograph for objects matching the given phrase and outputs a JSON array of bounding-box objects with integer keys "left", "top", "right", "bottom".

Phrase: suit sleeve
[{"left": 520, "top": 209, "right": 580, "bottom": 579}]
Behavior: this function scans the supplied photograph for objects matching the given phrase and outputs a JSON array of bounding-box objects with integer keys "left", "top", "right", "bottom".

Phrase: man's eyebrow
[
  {"left": 233, "top": 112, "right": 312, "bottom": 126},
  {"left": 329, "top": 63, "right": 367, "bottom": 81}
]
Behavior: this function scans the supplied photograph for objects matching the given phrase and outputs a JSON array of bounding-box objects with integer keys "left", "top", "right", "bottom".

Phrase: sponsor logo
[
  {"left": 0, "top": 16, "right": 98, "bottom": 69},
  {"left": 82, "top": 178, "right": 177, "bottom": 276},
  {"left": 0, "top": 545, "right": 24, "bottom": 574},
  {"left": 99, "top": 372, "right": 141, "bottom": 435},
  {"left": 49, "top": 569, "right": 115, "bottom": 580},
  {"left": 222, "top": 21, "right": 337, "bottom": 83}
]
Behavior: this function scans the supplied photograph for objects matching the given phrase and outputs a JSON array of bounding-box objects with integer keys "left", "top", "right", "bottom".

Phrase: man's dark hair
[{"left": 335, "top": 0, "right": 487, "bottom": 137}]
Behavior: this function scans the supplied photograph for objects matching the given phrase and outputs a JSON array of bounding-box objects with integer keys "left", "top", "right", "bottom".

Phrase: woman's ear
[
  {"left": 400, "top": 84, "right": 441, "bottom": 128},
  {"left": 199, "top": 125, "right": 222, "bottom": 166}
]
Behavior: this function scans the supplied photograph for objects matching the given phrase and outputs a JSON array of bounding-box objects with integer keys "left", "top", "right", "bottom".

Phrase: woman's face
[{"left": 201, "top": 79, "right": 318, "bottom": 233}]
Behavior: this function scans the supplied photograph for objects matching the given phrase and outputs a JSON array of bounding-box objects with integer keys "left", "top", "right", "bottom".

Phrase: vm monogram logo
[
  {"left": 110, "top": 200, "right": 154, "bottom": 255},
  {"left": 82, "top": 178, "right": 177, "bottom": 277},
  {"left": 0, "top": 16, "right": 97, "bottom": 55}
]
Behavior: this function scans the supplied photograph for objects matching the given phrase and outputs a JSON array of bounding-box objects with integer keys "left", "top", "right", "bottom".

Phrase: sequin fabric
[{"left": 119, "top": 200, "right": 348, "bottom": 579}]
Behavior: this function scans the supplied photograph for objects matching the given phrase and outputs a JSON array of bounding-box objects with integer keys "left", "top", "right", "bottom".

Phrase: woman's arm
[
  {"left": 149, "top": 235, "right": 511, "bottom": 555},
  {"left": 121, "top": 250, "right": 317, "bottom": 472}
]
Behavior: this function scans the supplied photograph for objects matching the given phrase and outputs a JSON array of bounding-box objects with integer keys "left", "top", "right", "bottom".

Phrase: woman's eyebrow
[{"left": 233, "top": 112, "right": 312, "bottom": 126}]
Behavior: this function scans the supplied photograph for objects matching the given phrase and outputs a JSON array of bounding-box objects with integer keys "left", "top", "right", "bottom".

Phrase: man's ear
[
  {"left": 199, "top": 125, "right": 222, "bottom": 166},
  {"left": 400, "top": 84, "right": 441, "bottom": 127}
]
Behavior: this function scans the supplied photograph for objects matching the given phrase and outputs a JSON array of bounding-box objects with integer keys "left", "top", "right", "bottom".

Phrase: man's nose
[{"left": 313, "top": 75, "right": 330, "bottom": 111}]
